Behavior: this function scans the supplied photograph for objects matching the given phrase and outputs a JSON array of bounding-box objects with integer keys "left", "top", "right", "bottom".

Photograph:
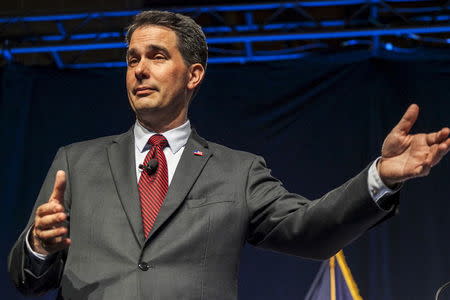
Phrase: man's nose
[{"left": 135, "top": 61, "right": 150, "bottom": 80}]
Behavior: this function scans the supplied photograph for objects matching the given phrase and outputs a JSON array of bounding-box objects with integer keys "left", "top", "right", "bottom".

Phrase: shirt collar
[{"left": 134, "top": 119, "right": 191, "bottom": 154}]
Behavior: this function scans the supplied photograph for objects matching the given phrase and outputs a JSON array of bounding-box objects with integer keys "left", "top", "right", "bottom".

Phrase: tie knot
[{"left": 149, "top": 134, "right": 168, "bottom": 148}]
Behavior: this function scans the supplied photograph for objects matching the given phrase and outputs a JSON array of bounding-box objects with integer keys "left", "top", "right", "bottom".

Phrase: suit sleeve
[
  {"left": 8, "top": 147, "right": 71, "bottom": 296},
  {"left": 245, "top": 156, "right": 398, "bottom": 260}
]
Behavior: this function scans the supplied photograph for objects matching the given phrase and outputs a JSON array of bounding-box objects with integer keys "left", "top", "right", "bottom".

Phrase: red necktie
[{"left": 138, "top": 134, "right": 168, "bottom": 238}]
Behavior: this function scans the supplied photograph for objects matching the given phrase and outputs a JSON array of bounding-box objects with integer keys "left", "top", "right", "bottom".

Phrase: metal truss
[{"left": 1, "top": 0, "right": 449, "bottom": 68}]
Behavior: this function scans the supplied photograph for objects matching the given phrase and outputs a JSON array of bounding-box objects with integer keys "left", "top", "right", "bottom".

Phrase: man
[{"left": 8, "top": 10, "right": 450, "bottom": 300}]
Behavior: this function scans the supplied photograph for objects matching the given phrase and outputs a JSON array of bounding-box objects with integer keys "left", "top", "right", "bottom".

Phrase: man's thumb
[{"left": 50, "top": 170, "right": 66, "bottom": 203}]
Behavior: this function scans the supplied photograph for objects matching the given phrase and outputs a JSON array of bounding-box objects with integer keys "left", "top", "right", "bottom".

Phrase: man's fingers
[
  {"left": 36, "top": 212, "right": 68, "bottom": 230},
  {"left": 36, "top": 202, "right": 65, "bottom": 217},
  {"left": 445, "top": 137, "right": 450, "bottom": 148},
  {"left": 392, "top": 104, "right": 419, "bottom": 135},
  {"left": 413, "top": 164, "right": 431, "bottom": 178},
  {"left": 47, "top": 237, "right": 72, "bottom": 249},
  {"left": 41, "top": 237, "right": 71, "bottom": 253},
  {"left": 426, "top": 127, "right": 450, "bottom": 146},
  {"left": 36, "top": 226, "right": 68, "bottom": 240},
  {"left": 429, "top": 138, "right": 450, "bottom": 167},
  {"left": 50, "top": 170, "right": 66, "bottom": 204}
]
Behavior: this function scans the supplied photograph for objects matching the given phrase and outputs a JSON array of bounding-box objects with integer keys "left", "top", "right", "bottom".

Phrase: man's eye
[
  {"left": 153, "top": 55, "right": 166, "bottom": 60},
  {"left": 128, "top": 58, "right": 138, "bottom": 65}
]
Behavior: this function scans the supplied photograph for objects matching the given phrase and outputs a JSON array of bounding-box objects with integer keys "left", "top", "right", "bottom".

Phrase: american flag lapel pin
[{"left": 193, "top": 150, "right": 204, "bottom": 156}]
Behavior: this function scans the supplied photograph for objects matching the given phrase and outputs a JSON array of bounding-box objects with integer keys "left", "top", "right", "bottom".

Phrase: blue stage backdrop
[{"left": 1, "top": 50, "right": 449, "bottom": 300}]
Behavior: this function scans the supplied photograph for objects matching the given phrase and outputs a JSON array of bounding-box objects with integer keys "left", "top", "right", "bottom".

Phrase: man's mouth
[{"left": 134, "top": 86, "right": 157, "bottom": 96}]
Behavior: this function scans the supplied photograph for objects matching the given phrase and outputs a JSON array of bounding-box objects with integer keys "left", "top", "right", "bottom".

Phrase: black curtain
[{"left": 2, "top": 50, "right": 450, "bottom": 300}]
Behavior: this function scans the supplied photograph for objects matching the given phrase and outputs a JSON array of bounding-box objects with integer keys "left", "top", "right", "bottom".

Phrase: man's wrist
[
  {"left": 376, "top": 158, "right": 403, "bottom": 189},
  {"left": 25, "top": 226, "right": 48, "bottom": 261},
  {"left": 368, "top": 158, "right": 402, "bottom": 203}
]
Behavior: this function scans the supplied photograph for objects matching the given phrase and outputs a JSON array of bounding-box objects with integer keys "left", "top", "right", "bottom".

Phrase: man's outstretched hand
[
  {"left": 30, "top": 170, "right": 71, "bottom": 256},
  {"left": 378, "top": 104, "right": 450, "bottom": 187}
]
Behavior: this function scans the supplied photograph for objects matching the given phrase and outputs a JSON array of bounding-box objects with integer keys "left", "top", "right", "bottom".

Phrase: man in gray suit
[{"left": 8, "top": 10, "right": 450, "bottom": 299}]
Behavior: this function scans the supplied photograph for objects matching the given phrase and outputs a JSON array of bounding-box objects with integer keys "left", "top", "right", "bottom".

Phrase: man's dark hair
[{"left": 125, "top": 10, "right": 208, "bottom": 70}]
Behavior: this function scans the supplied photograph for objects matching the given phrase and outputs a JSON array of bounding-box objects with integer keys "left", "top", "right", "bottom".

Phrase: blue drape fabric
[{"left": 2, "top": 51, "right": 449, "bottom": 299}]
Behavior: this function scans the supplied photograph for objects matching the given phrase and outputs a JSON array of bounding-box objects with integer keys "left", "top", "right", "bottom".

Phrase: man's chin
[
  {"left": 133, "top": 103, "right": 165, "bottom": 116},
  {"left": 131, "top": 96, "right": 160, "bottom": 109}
]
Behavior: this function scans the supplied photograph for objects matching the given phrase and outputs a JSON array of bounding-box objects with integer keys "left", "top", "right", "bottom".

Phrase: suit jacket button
[{"left": 138, "top": 262, "right": 150, "bottom": 271}]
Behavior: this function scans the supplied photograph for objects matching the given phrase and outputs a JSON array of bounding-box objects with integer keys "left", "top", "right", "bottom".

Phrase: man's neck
[{"left": 137, "top": 114, "right": 188, "bottom": 133}]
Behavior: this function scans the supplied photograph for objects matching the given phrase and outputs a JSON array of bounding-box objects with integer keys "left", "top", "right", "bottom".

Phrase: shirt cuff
[
  {"left": 367, "top": 157, "right": 402, "bottom": 202},
  {"left": 25, "top": 226, "right": 48, "bottom": 261}
]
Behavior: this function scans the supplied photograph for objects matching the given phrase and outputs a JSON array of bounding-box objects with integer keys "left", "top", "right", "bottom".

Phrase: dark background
[{"left": 1, "top": 50, "right": 450, "bottom": 299}]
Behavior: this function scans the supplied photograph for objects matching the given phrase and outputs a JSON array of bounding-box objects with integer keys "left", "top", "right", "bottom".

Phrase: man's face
[{"left": 126, "top": 25, "right": 191, "bottom": 122}]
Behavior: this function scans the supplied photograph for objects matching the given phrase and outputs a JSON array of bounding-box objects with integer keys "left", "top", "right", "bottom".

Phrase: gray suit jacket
[{"left": 8, "top": 128, "right": 396, "bottom": 299}]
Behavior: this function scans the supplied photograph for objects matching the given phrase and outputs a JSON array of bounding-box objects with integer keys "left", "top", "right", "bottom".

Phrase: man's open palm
[{"left": 378, "top": 104, "right": 450, "bottom": 186}]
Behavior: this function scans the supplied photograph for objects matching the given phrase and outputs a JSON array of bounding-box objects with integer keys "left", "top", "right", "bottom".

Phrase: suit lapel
[
  {"left": 145, "top": 129, "right": 212, "bottom": 243},
  {"left": 107, "top": 128, "right": 145, "bottom": 247}
]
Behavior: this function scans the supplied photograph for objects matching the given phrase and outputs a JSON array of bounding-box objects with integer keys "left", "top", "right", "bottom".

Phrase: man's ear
[{"left": 187, "top": 63, "right": 205, "bottom": 91}]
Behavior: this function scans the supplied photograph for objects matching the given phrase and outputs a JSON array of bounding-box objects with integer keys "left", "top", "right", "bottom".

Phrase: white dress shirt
[
  {"left": 26, "top": 120, "right": 396, "bottom": 261},
  {"left": 134, "top": 119, "right": 191, "bottom": 185}
]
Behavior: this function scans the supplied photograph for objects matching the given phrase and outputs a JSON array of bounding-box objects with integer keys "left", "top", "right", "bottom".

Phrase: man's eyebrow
[
  {"left": 126, "top": 48, "right": 137, "bottom": 58},
  {"left": 147, "top": 45, "right": 170, "bottom": 57},
  {"left": 126, "top": 45, "right": 171, "bottom": 58}
]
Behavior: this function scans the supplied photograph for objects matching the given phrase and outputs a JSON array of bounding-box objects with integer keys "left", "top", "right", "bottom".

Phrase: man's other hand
[
  {"left": 30, "top": 170, "right": 71, "bottom": 255},
  {"left": 378, "top": 104, "right": 450, "bottom": 187}
]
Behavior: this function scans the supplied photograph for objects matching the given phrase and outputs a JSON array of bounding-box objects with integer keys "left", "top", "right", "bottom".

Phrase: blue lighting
[
  {"left": 0, "top": 1, "right": 443, "bottom": 24},
  {"left": 1, "top": 1, "right": 449, "bottom": 68},
  {"left": 0, "top": 11, "right": 141, "bottom": 23},
  {"left": 60, "top": 54, "right": 312, "bottom": 68},
  {"left": 196, "top": 53, "right": 310, "bottom": 64},
  {"left": 202, "top": 20, "right": 352, "bottom": 34},
  {"left": 341, "top": 40, "right": 372, "bottom": 46},
  {"left": 1, "top": 49, "right": 13, "bottom": 62},
  {"left": 40, "top": 32, "right": 122, "bottom": 42},
  {"left": 386, "top": 6, "right": 448, "bottom": 14},
  {"left": 56, "top": 22, "right": 66, "bottom": 36},
  {"left": 66, "top": 61, "right": 127, "bottom": 69},
  {"left": 413, "top": 15, "right": 450, "bottom": 22},
  {"left": 256, "top": 43, "right": 327, "bottom": 54},
  {"left": 207, "top": 25, "right": 450, "bottom": 44},
  {"left": 51, "top": 52, "right": 64, "bottom": 69},
  {"left": 3, "top": 24, "right": 449, "bottom": 56},
  {"left": 381, "top": 43, "right": 417, "bottom": 53},
  {"left": 30, "top": 16, "right": 448, "bottom": 43},
  {"left": 10, "top": 42, "right": 126, "bottom": 54}
]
